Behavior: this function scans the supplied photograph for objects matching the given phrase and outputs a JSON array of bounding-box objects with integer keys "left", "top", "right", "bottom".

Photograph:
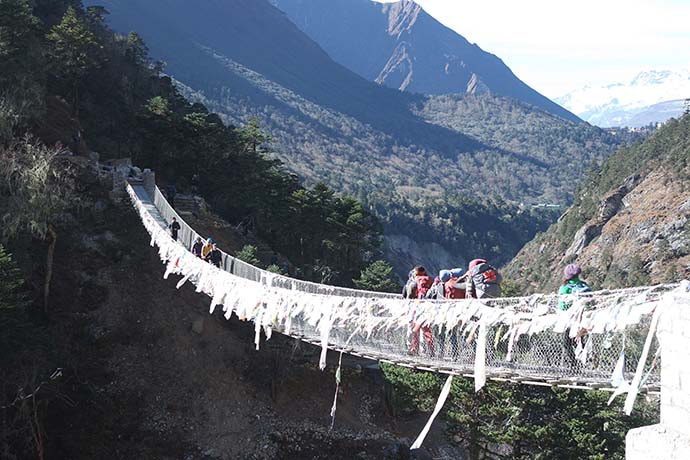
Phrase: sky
[{"left": 379, "top": 0, "right": 690, "bottom": 98}]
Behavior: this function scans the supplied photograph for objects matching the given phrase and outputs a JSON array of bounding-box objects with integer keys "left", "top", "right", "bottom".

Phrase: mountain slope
[
  {"left": 92, "top": 0, "right": 478, "bottom": 152},
  {"left": 557, "top": 69, "right": 690, "bottom": 127},
  {"left": 503, "top": 114, "right": 690, "bottom": 293},
  {"left": 88, "top": 0, "right": 621, "bottom": 276},
  {"left": 271, "top": 0, "right": 579, "bottom": 122}
]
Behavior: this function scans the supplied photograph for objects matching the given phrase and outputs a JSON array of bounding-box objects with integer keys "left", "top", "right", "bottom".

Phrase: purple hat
[{"left": 564, "top": 263, "right": 582, "bottom": 280}]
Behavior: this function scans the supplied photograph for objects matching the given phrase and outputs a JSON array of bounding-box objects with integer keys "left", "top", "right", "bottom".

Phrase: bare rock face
[
  {"left": 466, "top": 73, "right": 489, "bottom": 95},
  {"left": 384, "top": 0, "right": 422, "bottom": 38},
  {"left": 384, "top": 234, "right": 464, "bottom": 281},
  {"left": 563, "top": 167, "right": 689, "bottom": 287},
  {"left": 563, "top": 174, "right": 643, "bottom": 259},
  {"left": 271, "top": 0, "right": 579, "bottom": 122},
  {"left": 564, "top": 223, "right": 603, "bottom": 259},
  {"left": 376, "top": 42, "right": 414, "bottom": 91},
  {"left": 504, "top": 116, "right": 690, "bottom": 293}
]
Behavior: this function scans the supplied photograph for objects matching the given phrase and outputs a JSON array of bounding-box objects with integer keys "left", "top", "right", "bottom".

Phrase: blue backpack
[{"left": 569, "top": 281, "right": 591, "bottom": 294}]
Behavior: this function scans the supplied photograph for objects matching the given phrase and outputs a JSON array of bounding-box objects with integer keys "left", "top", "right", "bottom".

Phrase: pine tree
[
  {"left": 0, "top": 137, "right": 76, "bottom": 315},
  {"left": 353, "top": 260, "right": 399, "bottom": 293},
  {"left": 236, "top": 244, "right": 260, "bottom": 266},
  {"left": 0, "top": 0, "right": 45, "bottom": 134},
  {"left": 236, "top": 117, "right": 271, "bottom": 154},
  {"left": 0, "top": 244, "right": 26, "bottom": 310},
  {"left": 46, "top": 6, "right": 100, "bottom": 114}
]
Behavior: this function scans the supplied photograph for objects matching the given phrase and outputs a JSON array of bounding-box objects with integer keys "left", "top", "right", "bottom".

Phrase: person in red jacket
[{"left": 409, "top": 266, "right": 435, "bottom": 356}]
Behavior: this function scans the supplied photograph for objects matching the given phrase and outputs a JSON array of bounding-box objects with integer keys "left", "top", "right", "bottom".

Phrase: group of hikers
[
  {"left": 401, "top": 259, "right": 504, "bottom": 356},
  {"left": 401, "top": 259, "right": 591, "bottom": 358},
  {"left": 402, "top": 259, "right": 503, "bottom": 302},
  {"left": 167, "top": 216, "right": 223, "bottom": 268},
  {"left": 168, "top": 204, "right": 593, "bottom": 364},
  {"left": 192, "top": 236, "right": 223, "bottom": 267}
]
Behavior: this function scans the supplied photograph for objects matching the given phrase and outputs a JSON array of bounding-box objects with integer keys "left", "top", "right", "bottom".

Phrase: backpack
[
  {"left": 471, "top": 263, "right": 502, "bottom": 297},
  {"left": 472, "top": 263, "right": 501, "bottom": 285},
  {"left": 415, "top": 275, "right": 433, "bottom": 299},
  {"left": 404, "top": 280, "right": 417, "bottom": 299},
  {"left": 568, "top": 281, "right": 591, "bottom": 294},
  {"left": 444, "top": 277, "right": 466, "bottom": 299}
]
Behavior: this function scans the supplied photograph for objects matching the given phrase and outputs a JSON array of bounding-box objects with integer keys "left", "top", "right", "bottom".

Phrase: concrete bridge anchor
[{"left": 627, "top": 300, "right": 690, "bottom": 459}]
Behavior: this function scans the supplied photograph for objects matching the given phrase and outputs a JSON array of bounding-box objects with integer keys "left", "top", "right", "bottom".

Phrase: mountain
[
  {"left": 270, "top": 0, "right": 580, "bottom": 123},
  {"left": 87, "top": 0, "right": 621, "bottom": 276},
  {"left": 557, "top": 69, "right": 690, "bottom": 127},
  {"left": 503, "top": 114, "right": 690, "bottom": 293}
]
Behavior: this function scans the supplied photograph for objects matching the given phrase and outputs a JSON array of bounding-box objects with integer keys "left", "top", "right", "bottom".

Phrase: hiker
[
  {"left": 205, "top": 243, "right": 222, "bottom": 268},
  {"left": 424, "top": 270, "right": 449, "bottom": 300},
  {"left": 201, "top": 237, "right": 214, "bottom": 259},
  {"left": 190, "top": 173, "right": 199, "bottom": 195},
  {"left": 437, "top": 268, "right": 465, "bottom": 358},
  {"left": 408, "top": 266, "right": 435, "bottom": 356},
  {"left": 445, "top": 268, "right": 467, "bottom": 299},
  {"left": 558, "top": 264, "right": 592, "bottom": 368},
  {"left": 402, "top": 269, "right": 416, "bottom": 298},
  {"left": 558, "top": 263, "right": 591, "bottom": 310},
  {"left": 191, "top": 236, "right": 203, "bottom": 258},
  {"left": 427, "top": 269, "right": 451, "bottom": 356},
  {"left": 168, "top": 217, "right": 181, "bottom": 241},
  {"left": 465, "top": 259, "right": 502, "bottom": 299},
  {"left": 166, "top": 183, "right": 177, "bottom": 208}
]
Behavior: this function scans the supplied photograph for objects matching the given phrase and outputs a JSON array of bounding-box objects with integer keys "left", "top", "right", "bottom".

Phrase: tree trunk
[
  {"left": 73, "top": 80, "right": 80, "bottom": 118},
  {"left": 43, "top": 225, "right": 57, "bottom": 316}
]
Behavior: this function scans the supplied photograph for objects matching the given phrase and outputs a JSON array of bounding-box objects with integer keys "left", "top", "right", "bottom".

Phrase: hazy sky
[{"left": 378, "top": 0, "right": 690, "bottom": 98}]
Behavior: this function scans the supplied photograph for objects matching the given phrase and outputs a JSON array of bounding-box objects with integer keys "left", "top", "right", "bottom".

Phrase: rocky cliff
[
  {"left": 271, "top": 0, "right": 579, "bottom": 122},
  {"left": 503, "top": 114, "right": 690, "bottom": 293}
]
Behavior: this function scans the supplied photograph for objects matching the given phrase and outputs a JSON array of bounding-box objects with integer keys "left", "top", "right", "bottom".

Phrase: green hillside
[{"left": 0, "top": 0, "right": 386, "bottom": 289}]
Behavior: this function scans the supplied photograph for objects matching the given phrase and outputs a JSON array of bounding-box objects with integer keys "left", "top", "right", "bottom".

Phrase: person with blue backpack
[{"left": 558, "top": 263, "right": 591, "bottom": 310}]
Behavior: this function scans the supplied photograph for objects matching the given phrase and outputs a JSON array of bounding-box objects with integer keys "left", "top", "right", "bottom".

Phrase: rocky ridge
[
  {"left": 504, "top": 115, "right": 690, "bottom": 293},
  {"left": 271, "top": 0, "right": 578, "bottom": 122}
]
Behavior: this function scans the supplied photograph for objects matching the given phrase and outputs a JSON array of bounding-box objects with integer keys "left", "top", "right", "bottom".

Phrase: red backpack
[
  {"left": 415, "top": 275, "right": 433, "bottom": 299},
  {"left": 444, "top": 277, "right": 466, "bottom": 299}
]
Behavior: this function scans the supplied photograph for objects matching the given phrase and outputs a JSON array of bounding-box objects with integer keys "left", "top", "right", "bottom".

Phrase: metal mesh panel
[{"left": 281, "top": 297, "right": 662, "bottom": 390}]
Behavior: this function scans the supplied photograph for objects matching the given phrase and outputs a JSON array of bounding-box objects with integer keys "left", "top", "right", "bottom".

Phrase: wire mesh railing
[
  {"left": 151, "top": 186, "right": 399, "bottom": 298},
  {"left": 277, "top": 292, "right": 664, "bottom": 389},
  {"left": 127, "top": 183, "right": 685, "bottom": 392}
]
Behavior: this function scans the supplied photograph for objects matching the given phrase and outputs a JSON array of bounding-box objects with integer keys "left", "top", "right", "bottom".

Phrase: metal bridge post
[{"left": 627, "top": 302, "right": 690, "bottom": 459}]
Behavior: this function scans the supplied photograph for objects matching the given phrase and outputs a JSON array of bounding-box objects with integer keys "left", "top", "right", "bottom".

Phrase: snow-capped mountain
[{"left": 556, "top": 69, "right": 690, "bottom": 127}]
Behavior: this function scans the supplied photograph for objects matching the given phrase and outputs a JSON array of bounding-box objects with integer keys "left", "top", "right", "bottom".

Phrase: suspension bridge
[
  {"left": 118, "top": 169, "right": 690, "bottom": 457},
  {"left": 123, "top": 171, "right": 687, "bottom": 390}
]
